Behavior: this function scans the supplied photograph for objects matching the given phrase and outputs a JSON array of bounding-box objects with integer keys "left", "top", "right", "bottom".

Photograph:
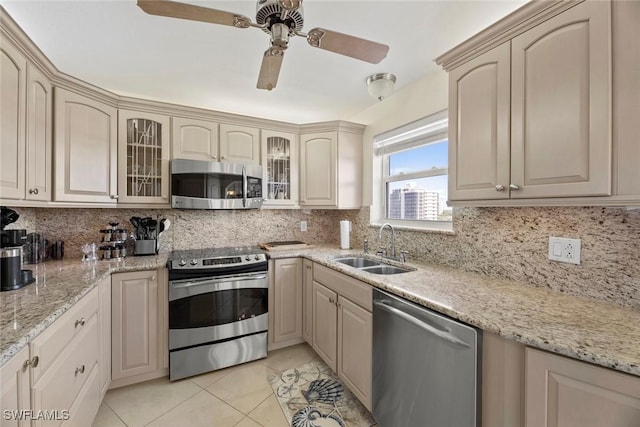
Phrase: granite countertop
[
  {"left": 0, "top": 254, "right": 169, "bottom": 367},
  {"left": 2, "top": 246, "right": 639, "bottom": 380},
  {"left": 269, "top": 246, "right": 640, "bottom": 378}
]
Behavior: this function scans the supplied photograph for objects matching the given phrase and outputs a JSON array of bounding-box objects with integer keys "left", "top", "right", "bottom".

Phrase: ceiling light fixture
[{"left": 366, "top": 73, "right": 396, "bottom": 101}]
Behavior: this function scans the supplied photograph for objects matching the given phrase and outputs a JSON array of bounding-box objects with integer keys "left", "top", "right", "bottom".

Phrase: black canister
[{"left": 1, "top": 247, "right": 23, "bottom": 291}]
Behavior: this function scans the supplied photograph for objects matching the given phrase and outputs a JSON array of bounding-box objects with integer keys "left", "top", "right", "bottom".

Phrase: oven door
[{"left": 169, "top": 272, "right": 268, "bottom": 350}]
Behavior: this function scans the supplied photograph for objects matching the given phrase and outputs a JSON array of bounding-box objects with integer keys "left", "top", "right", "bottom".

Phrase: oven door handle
[
  {"left": 242, "top": 166, "right": 248, "bottom": 208},
  {"left": 171, "top": 274, "right": 267, "bottom": 289}
]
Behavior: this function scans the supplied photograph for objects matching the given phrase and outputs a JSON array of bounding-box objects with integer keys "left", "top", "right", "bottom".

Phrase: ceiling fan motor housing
[{"left": 256, "top": 0, "right": 304, "bottom": 34}]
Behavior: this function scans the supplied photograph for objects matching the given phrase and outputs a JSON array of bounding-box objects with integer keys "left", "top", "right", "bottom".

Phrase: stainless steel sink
[
  {"left": 361, "top": 265, "right": 413, "bottom": 275},
  {"left": 334, "top": 257, "right": 380, "bottom": 268},
  {"left": 333, "top": 256, "right": 413, "bottom": 274}
]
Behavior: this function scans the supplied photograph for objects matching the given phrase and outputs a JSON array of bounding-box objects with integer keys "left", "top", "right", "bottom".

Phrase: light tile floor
[{"left": 93, "top": 343, "right": 318, "bottom": 427}]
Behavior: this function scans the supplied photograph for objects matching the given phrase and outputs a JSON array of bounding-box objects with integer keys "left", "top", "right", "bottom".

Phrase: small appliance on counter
[
  {"left": 0, "top": 207, "right": 34, "bottom": 291},
  {"left": 99, "top": 222, "right": 128, "bottom": 260},
  {"left": 130, "top": 216, "right": 170, "bottom": 256}
]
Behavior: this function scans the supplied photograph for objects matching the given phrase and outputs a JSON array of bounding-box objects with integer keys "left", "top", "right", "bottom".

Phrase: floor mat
[{"left": 268, "top": 358, "right": 377, "bottom": 427}]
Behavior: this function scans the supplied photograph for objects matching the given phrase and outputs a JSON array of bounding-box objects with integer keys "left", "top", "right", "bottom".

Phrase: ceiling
[{"left": 1, "top": 0, "right": 527, "bottom": 123}]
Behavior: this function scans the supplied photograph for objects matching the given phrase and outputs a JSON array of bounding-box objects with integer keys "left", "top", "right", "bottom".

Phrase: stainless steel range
[{"left": 167, "top": 246, "right": 268, "bottom": 380}]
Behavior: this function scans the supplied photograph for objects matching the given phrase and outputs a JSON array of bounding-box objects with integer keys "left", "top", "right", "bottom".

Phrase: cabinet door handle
[
  {"left": 329, "top": 297, "right": 335, "bottom": 304},
  {"left": 23, "top": 356, "right": 39, "bottom": 369},
  {"left": 110, "top": 195, "right": 119, "bottom": 199},
  {"left": 29, "top": 188, "right": 39, "bottom": 195},
  {"left": 306, "top": 265, "right": 311, "bottom": 270},
  {"left": 75, "top": 318, "right": 86, "bottom": 328},
  {"left": 151, "top": 276, "right": 156, "bottom": 281},
  {"left": 75, "top": 365, "right": 85, "bottom": 376},
  {"left": 495, "top": 185, "right": 505, "bottom": 192},
  {"left": 509, "top": 184, "right": 520, "bottom": 191}
]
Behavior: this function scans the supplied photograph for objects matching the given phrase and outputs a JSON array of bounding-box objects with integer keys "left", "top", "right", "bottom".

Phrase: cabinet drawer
[
  {"left": 31, "top": 315, "right": 99, "bottom": 426},
  {"left": 30, "top": 287, "right": 99, "bottom": 384},
  {"left": 313, "top": 264, "right": 372, "bottom": 311},
  {"left": 62, "top": 363, "right": 100, "bottom": 427}
]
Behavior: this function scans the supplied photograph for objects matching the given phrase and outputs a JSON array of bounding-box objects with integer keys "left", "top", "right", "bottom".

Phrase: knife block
[{"left": 134, "top": 239, "right": 156, "bottom": 256}]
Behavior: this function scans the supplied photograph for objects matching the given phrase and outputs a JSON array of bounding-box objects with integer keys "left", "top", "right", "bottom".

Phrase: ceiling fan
[{"left": 137, "top": 0, "right": 389, "bottom": 91}]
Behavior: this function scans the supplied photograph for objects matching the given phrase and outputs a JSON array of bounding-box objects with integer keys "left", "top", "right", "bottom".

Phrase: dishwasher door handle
[{"left": 374, "top": 300, "right": 470, "bottom": 348}]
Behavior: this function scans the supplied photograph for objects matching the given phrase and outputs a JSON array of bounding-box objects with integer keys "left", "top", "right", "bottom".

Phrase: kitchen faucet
[{"left": 378, "top": 223, "right": 396, "bottom": 258}]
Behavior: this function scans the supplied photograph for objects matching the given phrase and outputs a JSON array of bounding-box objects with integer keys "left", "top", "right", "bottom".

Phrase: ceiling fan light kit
[
  {"left": 137, "top": 0, "right": 389, "bottom": 91},
  {"left": 367, "top": 73, "right": 396, "bottom": 101}
]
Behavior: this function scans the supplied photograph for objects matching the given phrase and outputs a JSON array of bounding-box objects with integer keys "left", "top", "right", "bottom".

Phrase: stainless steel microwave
[{"left": 171, "top": 159, "right": 263, "bottom": 209}]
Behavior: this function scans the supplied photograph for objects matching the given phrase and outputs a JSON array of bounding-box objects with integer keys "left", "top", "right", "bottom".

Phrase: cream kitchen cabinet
[
  {"left": 171, "top": 116, "right": 219, "bottom": 161},
  {"left": 312, "top": 263, "right": 372, "bottom": 410},
  {"left": 111, "top": 269, "right": 168, "bottom": 388},
  {"left": 526, "top": 347, "right": 640, "bottom": 427},
  {"left": 299, "top": 123, "right": 364, "bottom": 209},
  {"left": 98, "top": 275, "right": 111, "bottom": 397},
  {"left": 219, "top": 124, "right": 260, "bottom": 164},
  {"left": 268, "top": 258, "right": 304, "bottom": 351},
  {"left": 0, "top": 346, "right": 30, "bottom": 427},
  {"left": 118, "top": 110, "right": 170, "bottom": 204},
  {"left": 54, "top": 88, "right": 118, "bottom": 203},
  {"left": 442, "top": 0, "right": 615, "bottom": 205},
  {"left": 29, "top": 286, "right": 101, "bottom": 427},
  {"left": 0, "top": 39, "right": 52, "bottom": 202},
  {"left": 261, "top": 130, "right": 299, "bottom": 207},
  {"left": 302, "top": 259, "right": 313, "bottom": 345}
]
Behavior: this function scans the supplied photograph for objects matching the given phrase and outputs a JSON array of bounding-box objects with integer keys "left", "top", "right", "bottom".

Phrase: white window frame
[{"left": 372, "top": 110, "right": 452, "bottom": 232}]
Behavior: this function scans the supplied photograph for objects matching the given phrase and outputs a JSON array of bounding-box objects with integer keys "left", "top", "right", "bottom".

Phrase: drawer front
[
  {"left": 313, "top": 263, "right": 372, "bottom": 311},
  {"left": 62, "top": 363, "right": 100, "bottom": 427},
  {"left": 31, "top": 314, "right": 99, "bottom": 426},
  {"left": 31, "top": 287, "right": 99, "bottom": 383}
]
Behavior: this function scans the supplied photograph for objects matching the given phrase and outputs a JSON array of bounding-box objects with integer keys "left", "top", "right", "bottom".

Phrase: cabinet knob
[
  {"left": 306, "top": 265, "right": 311, "bottom": 270},
  {"left": 110, "top": 195, "right": 119, "bottom": 200},
  {"left": 75, "top": 365, "right": 85, "bottom": 376},
  {"left": 509, "top": 184, "right": 520, "bottom": 191},
  {"left": 329, "top": 297, "right": 335, "bottom": 304},
  {"left": 75, "top": 318, "right": 86, "bottom": 328},
  {"left": 221, "top": 156, "right": 226, "bottom": 160},
  {"left": 29, "top": 188, "right": 39, "bottom": 195},
  {"left": 151, "top": 276, "right": 156, "bottom": 281},
  {"left": 23, "top": 356, "right": 39, "bottom": 369},
  {"left": 495, "top": 185, "right": 505, "bottom": 192}
]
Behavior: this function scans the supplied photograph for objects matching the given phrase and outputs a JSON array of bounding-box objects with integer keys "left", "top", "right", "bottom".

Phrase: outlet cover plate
[{"left": 548, "top": 236, "right": 581, "bottom": 265}]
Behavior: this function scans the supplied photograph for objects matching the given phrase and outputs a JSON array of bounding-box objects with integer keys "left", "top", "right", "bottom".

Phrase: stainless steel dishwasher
[{"left": 372, "top": 289, "right": 482, "bottom": 427}]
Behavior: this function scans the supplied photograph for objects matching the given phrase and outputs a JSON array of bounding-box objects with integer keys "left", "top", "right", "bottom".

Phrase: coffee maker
[{"left": 1, "top": 207, "right": 35, "bottom": 291}]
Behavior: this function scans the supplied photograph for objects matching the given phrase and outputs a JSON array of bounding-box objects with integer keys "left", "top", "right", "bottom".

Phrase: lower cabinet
[
  {"left": 110, "top": 269, "right": 168, "bottom": 388},
  {"left": 98, "top": 275, "right": 111, "bottom": 397},
  {"left": 0, "top": 286, "right": 103, "bottom": 427},
  {"left": 312, "top": 263, "right": 372, "bottom": 410},
  {"left": 302, "top": 259, "right": 313, "bottom": 345},
  {"left": 525, "top": 347, "right": 640, "bottom": 427},
  {"left": 0, "top": 346, "right": 30, "bottom": 427},
  {"left": 268, "top": 258, "right": 304, "bottom": 350}
]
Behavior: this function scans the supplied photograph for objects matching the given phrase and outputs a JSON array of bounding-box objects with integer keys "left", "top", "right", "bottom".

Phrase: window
[{"left": 373, "top": 110, "right": 451, "bottom": 230}]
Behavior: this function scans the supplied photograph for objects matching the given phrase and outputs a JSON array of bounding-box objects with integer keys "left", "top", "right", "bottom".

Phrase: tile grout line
[
  {"left": 137, "top": 386, "right": 203, "bottom": 427},
  {"left": 102, "top": 400, "right": 130, "bottom": 427}
]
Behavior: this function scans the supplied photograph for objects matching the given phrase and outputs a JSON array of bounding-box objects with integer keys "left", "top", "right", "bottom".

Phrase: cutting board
[{"left": 260, "top": 241, "right": 314, "bottom": 251}]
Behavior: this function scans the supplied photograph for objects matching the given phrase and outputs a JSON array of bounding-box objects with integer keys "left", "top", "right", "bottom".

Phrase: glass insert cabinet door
[
  {"left": 117, "top": 110, "right": 170, "bottom": 204},
  {"left": 262, "top": 130, "right": 298, "bottom": 207}
]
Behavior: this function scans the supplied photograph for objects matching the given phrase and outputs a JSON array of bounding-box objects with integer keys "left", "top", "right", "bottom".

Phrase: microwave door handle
[{"left": 242, "top": 166, "right": 248, "bottom": 208}]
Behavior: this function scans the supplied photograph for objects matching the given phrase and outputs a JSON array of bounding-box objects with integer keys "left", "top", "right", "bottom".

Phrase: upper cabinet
[
  {"left": 219, "top": 124, "right": 260, "bottom": 164},
  {"left": 261, "top": 130, "right": 299, "bottom": 207},
  {"left": 0, "top": 39, "right": 52, "bottom": 202},
  {"left": 300, "top": 123, "right": 364, "bottom": 209},
  {"left": 117, "top": 110, "right": 170, "bottom": 204},
  {"left": 439, "top": 0, "right": 640, "bottom": 207},
  {"left": 54, "top": 88, "right": 118, "bottom": 203},
  {"left": 171, "top": 117, "right": 219, "bottom": 161}
]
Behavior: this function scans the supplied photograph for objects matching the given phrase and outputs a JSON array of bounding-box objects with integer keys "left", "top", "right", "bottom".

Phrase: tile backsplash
[{"left": 7, "top": 205, "right": 639, "bottom": 310}]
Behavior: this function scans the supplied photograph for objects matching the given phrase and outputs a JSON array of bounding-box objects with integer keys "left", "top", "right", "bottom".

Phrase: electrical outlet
[
  {"left": 548, "top": 236, "right": 581, "bottom": 265},
  {"left": 300, "top": 221, "right": 307, "bottom": 232}
]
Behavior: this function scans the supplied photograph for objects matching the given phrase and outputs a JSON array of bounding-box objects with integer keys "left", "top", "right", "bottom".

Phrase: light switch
[{"left": 552, "top": 242, "right": 563, "bottom": 257}]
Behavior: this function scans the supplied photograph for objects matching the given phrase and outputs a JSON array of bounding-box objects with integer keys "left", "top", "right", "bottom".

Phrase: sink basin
[
  {"left": 361, "top": 265, "right": 413, "bottom": 275},
  {"left": 334, "top": 257, "right": 380, "bottom": 268}
]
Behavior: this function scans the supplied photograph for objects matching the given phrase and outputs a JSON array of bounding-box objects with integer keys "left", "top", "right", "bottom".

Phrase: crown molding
[
  {"left": 0, "top": 5, "right": 361, "bottom": 134},
  {"left": 434, "top": 0, "right": 584, "bottom": 71}
]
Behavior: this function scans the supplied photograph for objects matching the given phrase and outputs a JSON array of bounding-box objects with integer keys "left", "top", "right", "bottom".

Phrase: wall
[{"left": 9, "top": 207, "right": 359, "bottom": 261}]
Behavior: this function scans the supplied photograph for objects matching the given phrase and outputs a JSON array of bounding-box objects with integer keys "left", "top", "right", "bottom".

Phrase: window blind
[{"left": 374, "top": 109, "right": 448, "bottom": 156}]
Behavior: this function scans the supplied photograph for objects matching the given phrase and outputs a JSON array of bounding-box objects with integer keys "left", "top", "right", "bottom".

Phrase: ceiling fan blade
[
  {"left": 257, "top": 48, "right": 285, "bottom": 91},
  {"left": 306, "top": 28, "right": 389, "bottom": 64},
  {"left": 137, "top": 0, "right": 251, "bottom": 28}
]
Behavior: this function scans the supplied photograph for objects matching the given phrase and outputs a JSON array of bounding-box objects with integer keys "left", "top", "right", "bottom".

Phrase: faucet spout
[{"left": 378, "top": 223, "right": 396, "bottom": 258}]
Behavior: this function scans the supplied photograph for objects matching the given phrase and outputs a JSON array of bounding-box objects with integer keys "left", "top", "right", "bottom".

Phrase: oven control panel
[{"left": 170, "top": 253, "right": 267, "bottom": 270}]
